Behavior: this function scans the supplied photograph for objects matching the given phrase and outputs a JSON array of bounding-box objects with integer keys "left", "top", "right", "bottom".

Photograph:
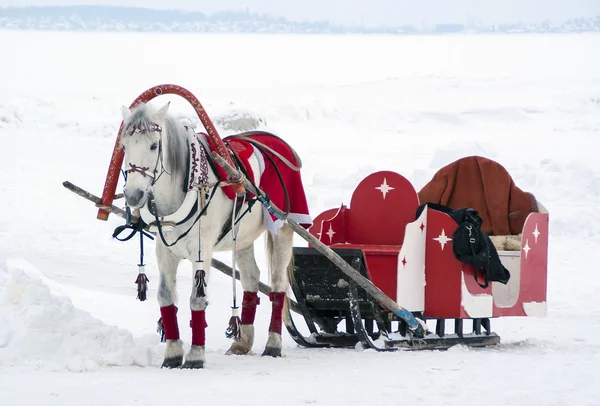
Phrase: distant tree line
[{"left": 0, "top": 6, "right": 598, "bottom": 34}]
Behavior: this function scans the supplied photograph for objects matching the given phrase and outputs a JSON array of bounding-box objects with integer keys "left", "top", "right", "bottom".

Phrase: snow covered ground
[{"left": 1, "top": 30, "right": 600, "bottom": 405}]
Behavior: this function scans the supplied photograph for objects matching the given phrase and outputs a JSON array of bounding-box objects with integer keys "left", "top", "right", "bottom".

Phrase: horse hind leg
[
  {"left": 156, "top": 243, "right": 184, "bottom": 369},
  {"left": 263, "top": 225, "right": 294, "bottom": 357},
  {"left": 227, "top": 244, "right": 261, "bottom": 356}
]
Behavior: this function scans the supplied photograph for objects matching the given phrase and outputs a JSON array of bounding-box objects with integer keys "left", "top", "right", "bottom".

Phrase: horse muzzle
[{"left": 124, "top": 187, "right": 148, "bottom": 208}]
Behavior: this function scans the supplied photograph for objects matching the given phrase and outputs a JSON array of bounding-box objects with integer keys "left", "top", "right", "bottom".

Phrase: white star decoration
[
  {"left": 532, "top": 224, "right": 540, "bottom": 243},
  {"left": 326, "top": 225, "right": 336, "bottom": 243},
  {"left": 375, "top": 177, "right": 395, "bottom": 199},
  {"left": 523, "top": 239, "right": 531, "bottom": 258},
  {"left": 434, "top": 229, "right": 452, "bottom": 250}
]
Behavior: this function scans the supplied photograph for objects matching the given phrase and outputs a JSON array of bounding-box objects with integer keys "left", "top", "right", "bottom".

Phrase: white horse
[{"left": 119, "top": 102, "right": 299, "bottom": 369}]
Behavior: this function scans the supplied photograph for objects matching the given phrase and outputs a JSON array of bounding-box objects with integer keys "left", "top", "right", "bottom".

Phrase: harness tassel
[
  {"left": 195, "top": 269, "right": 207, "bottom": 297},
  {"left": 225, "top": 307, "right": 241, "bottom": 340},
  {"left": 135, "top": 265, "right": 149, "bottom": 301},
  {"left": 157, "top": 317, "right": 166, "bottom": 343},
  {"left": 225, "top": 194, "right": 241, "bottom": 341}
]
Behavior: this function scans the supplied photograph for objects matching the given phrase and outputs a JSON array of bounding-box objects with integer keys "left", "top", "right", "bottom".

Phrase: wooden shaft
[{"left": 64, "top": 181, "right": 127, "bottom": 218}]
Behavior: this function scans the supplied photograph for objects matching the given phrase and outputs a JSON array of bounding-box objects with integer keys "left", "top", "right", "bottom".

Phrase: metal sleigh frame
[{"left": 283, "top": 247, "right": 500, "bottom": 352}]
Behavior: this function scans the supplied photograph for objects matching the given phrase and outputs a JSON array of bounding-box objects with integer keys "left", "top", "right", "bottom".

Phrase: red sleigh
[{"left": 286, "top": 157, "right": 548, "bottom": 349}]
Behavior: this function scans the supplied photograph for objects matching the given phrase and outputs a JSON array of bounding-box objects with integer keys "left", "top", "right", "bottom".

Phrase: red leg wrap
[
  {"left": 268, "top": 292, "right": 285, "bottom": 334},
  {"left": 241, "top": 291, "right": 260, "bottom": 325},
  {"left": 160, "top": 305, "right": 180, "bottom": 341},
  {"left": 190, "top": 310, "right": 208, "bottom": 347}
]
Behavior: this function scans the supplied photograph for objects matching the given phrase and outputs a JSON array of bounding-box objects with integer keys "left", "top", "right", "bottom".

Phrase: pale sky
[{"left": 1, "top": 0, "right": 599, "bottom": 26}]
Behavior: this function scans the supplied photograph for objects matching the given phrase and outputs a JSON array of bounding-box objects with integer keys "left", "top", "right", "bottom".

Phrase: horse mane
[
  {"left": 163, "top": 114, "right": 189, "bottom": 187},
  {"left": 122, "top": 103, "right": 190, "bottom": 189}
]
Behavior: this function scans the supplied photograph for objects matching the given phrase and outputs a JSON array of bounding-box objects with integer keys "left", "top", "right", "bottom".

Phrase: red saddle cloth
[
  {"left": 209, "top": 132, "right": 312, "bottom": 231},
  {"left": 418, "top": 156, "right": 538, "bottom": 236}
]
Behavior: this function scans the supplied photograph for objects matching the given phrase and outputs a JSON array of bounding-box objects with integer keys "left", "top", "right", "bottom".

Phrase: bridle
[{"left": 122, "top": 122, "right": 168, "bottom": 187}]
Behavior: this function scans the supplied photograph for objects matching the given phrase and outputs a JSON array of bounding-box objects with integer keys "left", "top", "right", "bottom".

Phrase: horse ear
[
  {"left": 121, "top": 106, "right": 131, "bottom": 121},
  {"left": 153, "top": 102, "right": 170, "bottom": 123}
]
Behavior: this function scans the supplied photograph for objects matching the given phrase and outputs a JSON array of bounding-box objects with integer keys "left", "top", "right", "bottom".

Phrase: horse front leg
[
  {"left": 226, "top": 244, "right": 261, "bottom": 355},
  {"left": 182, "top": 242, "right": 213, "bottom": 369},
  {"left": 156, "top": 243, "right": 184, "bottom": 369}
]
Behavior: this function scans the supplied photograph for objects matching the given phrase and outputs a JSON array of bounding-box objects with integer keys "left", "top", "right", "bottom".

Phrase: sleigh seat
[{"left": 308, "top": 171, "right": 419, "bottom": 300}]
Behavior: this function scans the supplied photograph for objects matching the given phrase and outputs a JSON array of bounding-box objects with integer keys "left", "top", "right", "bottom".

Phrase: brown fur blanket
[{"left": 418, "top": 156, "right": 538, "bottom": 236}]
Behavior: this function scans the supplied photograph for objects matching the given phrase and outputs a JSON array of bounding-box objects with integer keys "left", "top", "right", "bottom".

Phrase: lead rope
[
  {"left": 112, "top": 206, "right": 155, "bottom": 301},
  {"left": 135, "top": 218, "right": 150, "bottom": 301},
  {"left": 226, "top": 200, "right": 242, "bottom": 340}
]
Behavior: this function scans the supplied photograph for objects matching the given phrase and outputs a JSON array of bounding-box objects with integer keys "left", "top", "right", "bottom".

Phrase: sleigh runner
[{"left": 63, "top": 84, "right": 549, "bottom": 362}]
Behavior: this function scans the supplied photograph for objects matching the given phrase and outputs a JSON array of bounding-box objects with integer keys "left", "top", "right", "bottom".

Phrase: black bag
[{"left": 416, "top": 203, "right": 510, "bottom": 289}]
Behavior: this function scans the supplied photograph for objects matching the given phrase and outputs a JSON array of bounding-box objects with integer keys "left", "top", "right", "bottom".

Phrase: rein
[
  {"left": 148, "top": 183, "right": 219, "bottom": 248},
  {"left": 232, "top": 135, "right": 293, "bottom": 217},
  {"left": 227, "top": 131, "right": 303, "bottom": 171}
]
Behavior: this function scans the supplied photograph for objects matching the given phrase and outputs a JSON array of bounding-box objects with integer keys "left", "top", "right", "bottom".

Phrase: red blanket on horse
[
  {"left": 210, "top": 132, "right": 312, "bottom": 232},
  {"left": 418, "top": 156, "right": 538, "bottom": 236}
]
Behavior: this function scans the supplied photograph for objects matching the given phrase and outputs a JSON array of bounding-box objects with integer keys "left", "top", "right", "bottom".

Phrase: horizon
[{"left": 1, "top": 1, "right": 599, "bottom": 27}]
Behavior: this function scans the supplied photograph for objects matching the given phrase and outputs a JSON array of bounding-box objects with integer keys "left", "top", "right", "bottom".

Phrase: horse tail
[
  {"left": 286, "top": 247, "right": 295, "bottom": 289},
  {"left": 266, "top": 230, "right": 274, "bottom": 281}
]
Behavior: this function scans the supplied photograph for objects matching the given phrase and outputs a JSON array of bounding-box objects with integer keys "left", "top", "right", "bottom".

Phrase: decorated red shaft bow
[{"left": 97, "top": 84, "right": 243, "bottom": 221}]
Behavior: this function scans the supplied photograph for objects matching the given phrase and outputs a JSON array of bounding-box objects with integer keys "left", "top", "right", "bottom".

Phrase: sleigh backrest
[{"left": 346, "top": 171, "right": 419, "bottom": 245}]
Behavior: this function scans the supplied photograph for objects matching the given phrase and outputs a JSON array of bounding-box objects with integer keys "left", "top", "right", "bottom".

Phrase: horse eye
[
  {"left": 150, "top": 143, "right": 158, "bottom": 151},
  {"left": 121, "top": 145, "right": 126, "bottom": 151}
]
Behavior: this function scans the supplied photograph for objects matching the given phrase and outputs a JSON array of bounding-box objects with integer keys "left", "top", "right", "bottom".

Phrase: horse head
[{"left": 119, "top": 102, "right": 170, "bottom": 208}]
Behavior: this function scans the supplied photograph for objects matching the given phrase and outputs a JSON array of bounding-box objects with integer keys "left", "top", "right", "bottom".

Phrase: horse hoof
[
  {"left": 161, "top": 356, "right": 183, "bottom": 369},
  {"left": 261, "top": 347, "right": 282, "bottom": 358},
  {"left": 225, "top": 348, "right": 247, "bottom": 356},
  {"left": 226, "top": 342, "right": 251, "bottom": 356},
  {"left": 182, "top": 360, "right": 205, "bottom": 369}
]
